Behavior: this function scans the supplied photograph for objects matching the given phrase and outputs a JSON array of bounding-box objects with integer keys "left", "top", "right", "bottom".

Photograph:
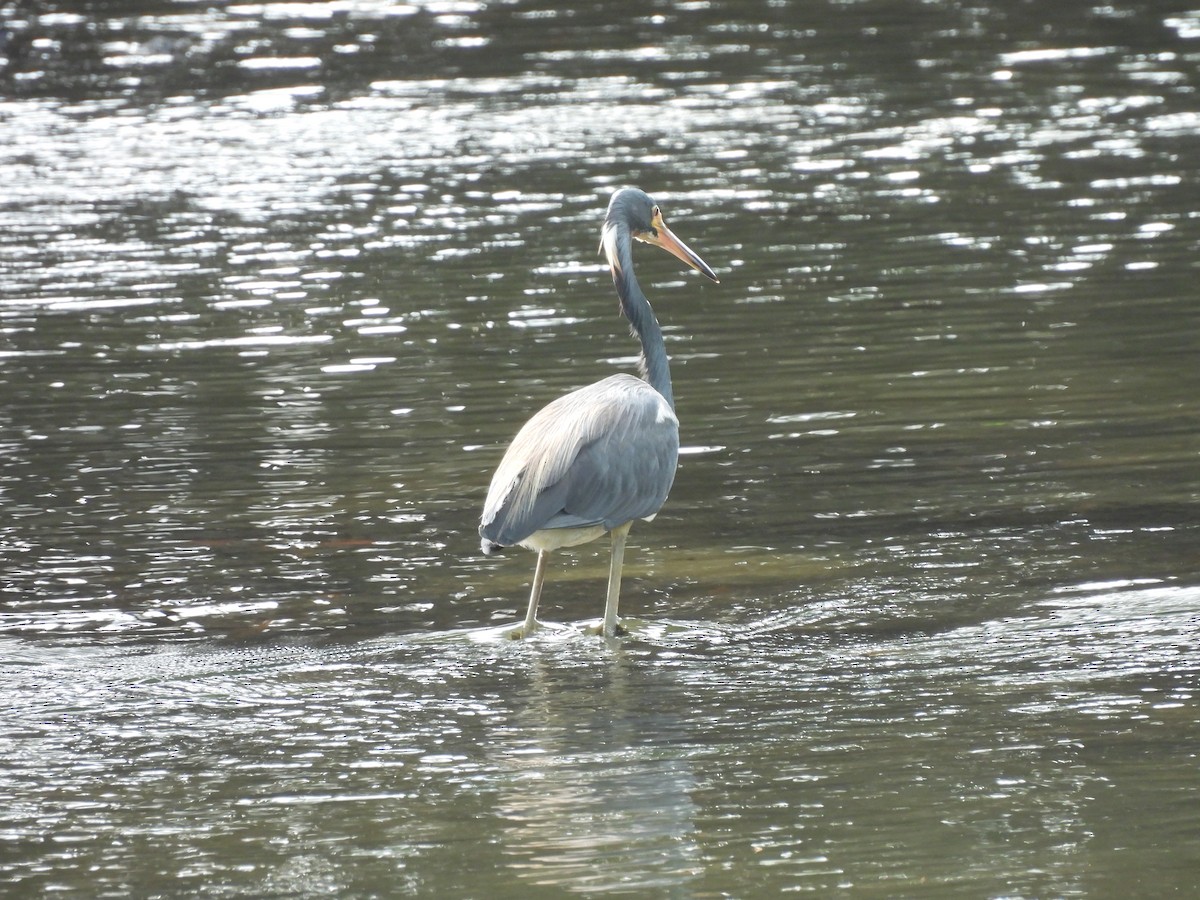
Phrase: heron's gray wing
[
  {"left": 553, "top": 409, "right": 679, "bottom": 530},
  {"left": 480, "top": 374, "right": 679, "bottom": 547}
]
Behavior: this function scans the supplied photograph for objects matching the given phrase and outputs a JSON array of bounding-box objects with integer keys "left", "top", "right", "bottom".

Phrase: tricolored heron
[{"left": 479, "top": 188, "right": 718, "bottom": 638}]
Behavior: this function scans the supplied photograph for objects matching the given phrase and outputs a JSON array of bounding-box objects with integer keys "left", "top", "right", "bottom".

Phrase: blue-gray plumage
[{"left": 479, "top": 188, "right": 718, "bottom": 638}]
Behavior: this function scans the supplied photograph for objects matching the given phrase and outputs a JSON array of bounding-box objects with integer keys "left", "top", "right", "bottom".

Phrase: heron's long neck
[{"left": 612, "top": 239, "right": 673, "bottom": 409}]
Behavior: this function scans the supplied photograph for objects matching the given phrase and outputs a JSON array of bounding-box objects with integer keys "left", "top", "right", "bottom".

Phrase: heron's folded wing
[
  {"left": 556, "top": 413, "right": 679, "bottom": 530},
  {"left": 479, "top": 375, "right": 678, "bottom": 546}
]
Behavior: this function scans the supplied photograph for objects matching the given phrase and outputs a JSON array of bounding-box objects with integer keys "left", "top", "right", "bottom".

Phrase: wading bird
[{"left": 479, "top": 188, "right": 718, "bottom": 638}]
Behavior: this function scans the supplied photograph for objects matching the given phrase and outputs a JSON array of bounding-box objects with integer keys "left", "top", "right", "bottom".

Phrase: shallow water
[{"left": 2, "top": 0, "right": 1198, "bottom": 896}]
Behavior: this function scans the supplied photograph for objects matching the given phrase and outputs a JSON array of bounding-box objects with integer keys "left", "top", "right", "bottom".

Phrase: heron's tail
[{"left": 480, "top": 538, "right": 504, "bottom": 555}]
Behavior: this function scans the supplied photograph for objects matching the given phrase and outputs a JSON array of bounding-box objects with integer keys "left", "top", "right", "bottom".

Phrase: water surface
[{"left": 2, "top": 1, "right": 1198, "bottom": 896}]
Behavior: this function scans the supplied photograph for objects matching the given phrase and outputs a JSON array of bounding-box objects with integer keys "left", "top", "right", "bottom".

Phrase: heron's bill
[{"left": 641, "top": 212, "right": 719, "bottom": 283}]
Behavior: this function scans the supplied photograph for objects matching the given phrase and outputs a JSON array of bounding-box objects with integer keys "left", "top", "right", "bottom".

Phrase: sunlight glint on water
[{"left": 1, "top": 1, "right": 1198, "bottom": 896}]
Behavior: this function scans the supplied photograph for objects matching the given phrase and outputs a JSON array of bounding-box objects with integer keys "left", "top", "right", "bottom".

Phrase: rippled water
[{"left": 2, "top": 0, "right": 1198, "bottom": 895}]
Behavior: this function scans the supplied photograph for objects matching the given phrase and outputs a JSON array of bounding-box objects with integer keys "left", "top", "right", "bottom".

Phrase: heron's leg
[
  {"left": 518, "top": 549, "right": 549, "bottom": 637},
  {"left": 602, "top": 521, "right": 633, "bottom": 637}
]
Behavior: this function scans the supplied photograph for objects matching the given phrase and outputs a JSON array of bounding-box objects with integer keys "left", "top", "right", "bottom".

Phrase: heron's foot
[
  {"left": 584, "top": 621, "right": 627, "bottom": 638},
  {"left": 507, "top": 620, "right": 540, "bottom": 640}
]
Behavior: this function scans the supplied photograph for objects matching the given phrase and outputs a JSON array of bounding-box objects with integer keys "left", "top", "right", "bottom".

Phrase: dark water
[{"left": 2, "top": 1, "right": 1198, "bottom": 896}]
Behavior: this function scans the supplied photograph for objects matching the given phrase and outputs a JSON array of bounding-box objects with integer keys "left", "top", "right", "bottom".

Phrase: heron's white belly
[{"left": 520, "top": 524, "right": 606, "bottom": 552}]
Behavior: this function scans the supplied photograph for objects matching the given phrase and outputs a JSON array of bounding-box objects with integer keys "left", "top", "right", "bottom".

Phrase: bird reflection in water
[{"left": 490, "top": 647, "right": 702, "bottom": 892}]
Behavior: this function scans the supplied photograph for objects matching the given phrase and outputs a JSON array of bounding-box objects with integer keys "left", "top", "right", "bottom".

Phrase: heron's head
[{"left": 601, "top": 188, "right": 718, "bottom": 283}]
